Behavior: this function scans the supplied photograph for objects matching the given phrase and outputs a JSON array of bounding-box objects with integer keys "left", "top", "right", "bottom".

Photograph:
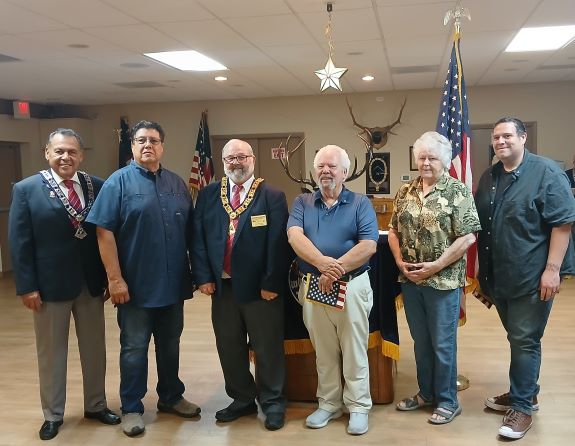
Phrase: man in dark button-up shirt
[
  {"left": 475, "top": 117, "right": 575, "bottom": 440},
  {"left": 87, "top": 120, "right": 198, "bottom": 437}
]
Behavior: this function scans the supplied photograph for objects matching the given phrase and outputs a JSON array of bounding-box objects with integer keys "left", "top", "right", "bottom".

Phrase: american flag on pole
[
  {"left": 436, "top": 31, "right": 472, "bottom": 190},
  {"left": 304, "top": 273, "right": 347, "bottom": 310},
  {"left": 436, "top": 31, "right": 479, "bottom": 321},
  {"left": 189, "top": 110, "right": 214, "bottom": 194}
]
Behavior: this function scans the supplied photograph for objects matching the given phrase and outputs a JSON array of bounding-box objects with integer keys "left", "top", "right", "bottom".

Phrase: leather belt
[{"left": 298, "top": 267, "right": 369, "bottom": 282}]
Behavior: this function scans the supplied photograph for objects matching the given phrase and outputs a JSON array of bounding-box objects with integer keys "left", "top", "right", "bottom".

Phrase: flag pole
[{"left": 442, "top": 0, "right": 471, "bottom": 392}]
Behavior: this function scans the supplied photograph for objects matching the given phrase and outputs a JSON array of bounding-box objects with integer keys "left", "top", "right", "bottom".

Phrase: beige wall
[{"left": 3, "top": 81, "right": 574, "bottom": 196}]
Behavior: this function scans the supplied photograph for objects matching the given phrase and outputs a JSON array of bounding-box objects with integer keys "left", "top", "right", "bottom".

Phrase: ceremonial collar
[{"left": 221, "top": 176, "right": 263, "bottom": 220}]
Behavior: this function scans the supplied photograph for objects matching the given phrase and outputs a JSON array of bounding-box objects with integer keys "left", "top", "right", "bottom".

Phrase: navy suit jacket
[
  {"left": 192, "top": 179, "right": 289, "bottom": 304},
  {"left": 8, "top": 172, "right": 106, "bottom": 301}
]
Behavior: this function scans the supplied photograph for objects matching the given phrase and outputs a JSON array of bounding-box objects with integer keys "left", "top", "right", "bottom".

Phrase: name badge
[{"left": 251, "top": 214, "right": 267, "bottom": 227}]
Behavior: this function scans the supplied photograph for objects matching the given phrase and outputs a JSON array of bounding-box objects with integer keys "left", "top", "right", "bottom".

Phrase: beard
[
  {"left": 319, "top": 176, "right": 337, "bottom": 191},
  {"left": 225, "top": 165, "right": 251, "bottom": 184}
]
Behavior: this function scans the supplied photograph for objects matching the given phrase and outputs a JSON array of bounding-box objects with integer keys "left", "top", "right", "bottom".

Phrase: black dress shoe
[
  {"left": 215, "top": 402, "right": 258, "bottom": 422},
  {"left": 84, "top": 408, "right": 121, "bottom": 425},
  {"left": 265, "top": 412, "right": 285, "bottom": 431},
  {"left": 39, "top": 420, "right": 63, "bottom": 441}
]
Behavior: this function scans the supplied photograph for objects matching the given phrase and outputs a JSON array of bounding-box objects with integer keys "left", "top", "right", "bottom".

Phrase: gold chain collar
[{"left": 220, "top": 177, "right": 264, "bottom": 220}]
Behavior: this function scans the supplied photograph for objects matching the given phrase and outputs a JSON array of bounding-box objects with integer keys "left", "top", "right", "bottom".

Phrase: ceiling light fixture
[
  {"left": 362, "top": 75, "right": 375, "bottom": 81},
  {"left": 505, "top": 25, "right": 575, "bottom": 52},
  {"left": 214, "top": 76, "right": 227, "bottom": 81},
  {"left": 144, "top": 50, "right": 228, "bottom": 71}
]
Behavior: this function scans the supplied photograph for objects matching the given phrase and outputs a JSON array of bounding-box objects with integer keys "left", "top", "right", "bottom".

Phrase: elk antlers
[
  {"left": 346, "top": 97, "right": 407, "bottom": 149},
  {"left": 278, "top": 135, "right": 372, "bottom": 191},
  {"left": 278, "top": 136, "right": 316, "bottom": 193}
]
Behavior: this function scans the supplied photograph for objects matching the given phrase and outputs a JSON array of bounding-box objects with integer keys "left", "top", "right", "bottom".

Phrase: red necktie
[
  {"left": 223, "top": 184, "right": 243, "bottom": 276},
  {"left": 63, "top": 179, "right": 83, "bottom": 228}
]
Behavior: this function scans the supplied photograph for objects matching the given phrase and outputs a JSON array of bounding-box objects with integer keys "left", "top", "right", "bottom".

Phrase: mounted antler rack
[
  {"left": 346, "top": 97, "right": 407, "bottom": 149},
  {"left": 278, "top": 135, "right": 373, "bottom": 193}
]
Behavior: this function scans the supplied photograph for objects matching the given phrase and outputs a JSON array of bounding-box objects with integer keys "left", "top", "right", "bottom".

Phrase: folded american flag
[{"left": 304, "top": 273, "right": 347, "bottom": 310}]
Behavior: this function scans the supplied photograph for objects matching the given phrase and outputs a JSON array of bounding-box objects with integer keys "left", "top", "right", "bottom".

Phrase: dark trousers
[
  {"left": 117, "top": 302, "right": 185, "bottom": 414},
  {"left": 211, "top": 280, "right": 286, "bottom": 415}
]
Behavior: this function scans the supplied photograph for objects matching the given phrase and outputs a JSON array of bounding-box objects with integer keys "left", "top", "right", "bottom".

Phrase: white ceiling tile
[
  {"left": 13, "top": 0, "right": 139, "bottom": 27},
  {"left": 100, "top": 0, "right": 215, "bottom": 22},
  {"left": 197, "top": 0, "right": 290, "bottom": 18},
  {"left": 0, "top": 0, "right": 68, "bottom": 34},
  {"left": 224, "top": 15, "right": 316, "bottom": 47},
  {"left": 298, "top": 8, "right": 381, "bottom": 43},
  {"left": 84, "top": 25, "right": 186, "bottom": 53},
  {"left": 524, "top": 0, "right": 575, "bottom": 26},
  {"left": 154, "top": 20, "right": 253, "bottom": 51}
]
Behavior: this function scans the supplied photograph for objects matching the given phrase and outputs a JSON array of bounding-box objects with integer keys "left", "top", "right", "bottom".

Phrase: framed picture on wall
[
  {"left": 366, "top": 152, "right": 390, "bottom": 194},
  {"left": 409, "top": 145, "right": 417, "bottom": 171}
]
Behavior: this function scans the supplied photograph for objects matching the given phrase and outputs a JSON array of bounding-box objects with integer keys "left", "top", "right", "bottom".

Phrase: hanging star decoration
[{"left": 315, "top": 3, "right": 347, "bottom": 92}]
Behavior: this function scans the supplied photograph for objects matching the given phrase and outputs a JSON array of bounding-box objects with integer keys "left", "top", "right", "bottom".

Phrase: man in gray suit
[{"left": 8, "top": 129, "right": 119, "bottom": 441}]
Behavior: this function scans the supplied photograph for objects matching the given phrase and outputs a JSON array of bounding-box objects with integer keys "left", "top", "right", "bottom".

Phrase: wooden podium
[{"left": 284, "top": 345, "right": 394, "bottom": 404}]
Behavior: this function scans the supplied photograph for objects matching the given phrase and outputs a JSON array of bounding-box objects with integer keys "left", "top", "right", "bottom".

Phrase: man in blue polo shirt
[
  {"left": 287, "top": 145, "right": 378, "bottom": 436},
  {"left": 87, "top": 120, "right": 198, "bottom": 437}
]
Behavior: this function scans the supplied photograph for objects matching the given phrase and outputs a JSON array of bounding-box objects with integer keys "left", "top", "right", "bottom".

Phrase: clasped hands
[
  {"left": 317, "top": 256, "right": 346, "bottom": 294},
  {"left": 400, "top": 260, "right": 438, "bottom": 284}
]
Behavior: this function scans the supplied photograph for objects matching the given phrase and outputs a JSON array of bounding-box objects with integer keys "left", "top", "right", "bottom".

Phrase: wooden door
[
  {"left": 211, "top": 135, "right": 306, "bottom": 209},
  {"left": 0, "top": 142, "right": 22, "bottom": 273}
]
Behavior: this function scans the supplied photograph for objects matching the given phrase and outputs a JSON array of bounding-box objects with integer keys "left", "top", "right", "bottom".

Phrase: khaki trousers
[{"left": 301, "top": 271, "right": 373, "bottom": 413}]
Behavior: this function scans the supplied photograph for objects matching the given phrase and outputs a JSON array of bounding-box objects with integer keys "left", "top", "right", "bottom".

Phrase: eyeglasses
[
  {"left": 134, "top": 137, "right": 162, "bottom": 146},
  {"left": 223, "top": 155, "right": 253, "bottom": 164}
]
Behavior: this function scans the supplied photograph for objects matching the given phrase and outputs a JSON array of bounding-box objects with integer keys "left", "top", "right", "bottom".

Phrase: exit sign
[{"left": 13, "top": 100, "right": 30, "bottom": 119}]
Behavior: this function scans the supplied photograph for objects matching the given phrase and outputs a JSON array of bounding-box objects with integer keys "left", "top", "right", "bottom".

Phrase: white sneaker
[
  {"left": 347, "top": 412, "right": 369, "bottom": 435},
  {"left": 122, "top": 413, "right": 145, "bottom": 437},
  {"left": 305, "top": 408, "right": 343, "bottom": 429}
]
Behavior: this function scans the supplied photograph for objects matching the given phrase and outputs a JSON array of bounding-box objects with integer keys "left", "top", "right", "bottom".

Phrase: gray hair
[
  {"left": 412, "top": 131, "right": 452, "bottom": 171},
  {"left": 313, "top": 145, "right": 351, "bottom": 175},
  {"left": 46, "top": 128, "right": 84, "bottom": 149}
]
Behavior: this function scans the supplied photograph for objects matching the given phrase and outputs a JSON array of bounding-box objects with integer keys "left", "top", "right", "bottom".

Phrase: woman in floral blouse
[{"left": 388, "top": 131, "right": 480, "bottom": 424}]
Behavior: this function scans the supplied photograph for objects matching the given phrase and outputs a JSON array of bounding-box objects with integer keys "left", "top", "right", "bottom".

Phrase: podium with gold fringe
[{"left": 283, "top": 233, "right": 400, "bottom": 404}]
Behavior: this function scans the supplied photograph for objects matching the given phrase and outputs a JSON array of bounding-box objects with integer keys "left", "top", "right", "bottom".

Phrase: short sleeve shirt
[
  {"left": 287, "top": 187, "right": 379, "bottom": 275},
  {"left": 86, "top": 161, "right": 193, "bottom": 308},
  {"left": 390, "top": 173, "right": 481, "bottom": 290}
]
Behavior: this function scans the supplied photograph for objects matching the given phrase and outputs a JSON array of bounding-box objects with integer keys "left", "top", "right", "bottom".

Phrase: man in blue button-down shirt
[{"left": 87, "top": 120, "right": 198, "bottom": 437}]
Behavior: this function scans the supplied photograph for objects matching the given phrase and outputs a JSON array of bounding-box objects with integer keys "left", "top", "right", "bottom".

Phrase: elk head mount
[
  {"left": 278, "top": 135, "right": 373, "bottom": 194},
  {"left": 346, "top": 97, "right": 407, "bottom": 150}
]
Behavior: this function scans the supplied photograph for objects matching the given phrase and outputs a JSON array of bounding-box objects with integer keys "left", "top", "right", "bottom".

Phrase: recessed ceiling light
[
  {"left": 347, "top": 51, "right": 363, "bottom": 56},
  {"left": 214, "top": 76, "right": 227, "bottom": 81},
  {"left": 505, "top": 25, "right": 575, "bottom": 52},
  {"left": 362, "top": 75, "right": 375, "bottom": 81},
  {"left": 68, "top": 44, "right": 90, "bottom": 49},
  {"left": 144, "top": 50, "right": 228, "bottom": 71}
]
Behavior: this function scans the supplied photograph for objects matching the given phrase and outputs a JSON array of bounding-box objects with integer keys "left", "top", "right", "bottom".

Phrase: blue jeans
[
  {"left": 401, "top": 282, "right": 461, "bottom": 411},
  {"left": 117, "top": 302, "right": 185, "bottom": 414},
  {"left": 493, "top": 292, "right": 553, "bottom": 415}
]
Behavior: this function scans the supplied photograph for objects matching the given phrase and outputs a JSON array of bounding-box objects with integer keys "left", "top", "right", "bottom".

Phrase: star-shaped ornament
[{"left": 315, "top": 56, "right": 348, "bottom": 92}]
